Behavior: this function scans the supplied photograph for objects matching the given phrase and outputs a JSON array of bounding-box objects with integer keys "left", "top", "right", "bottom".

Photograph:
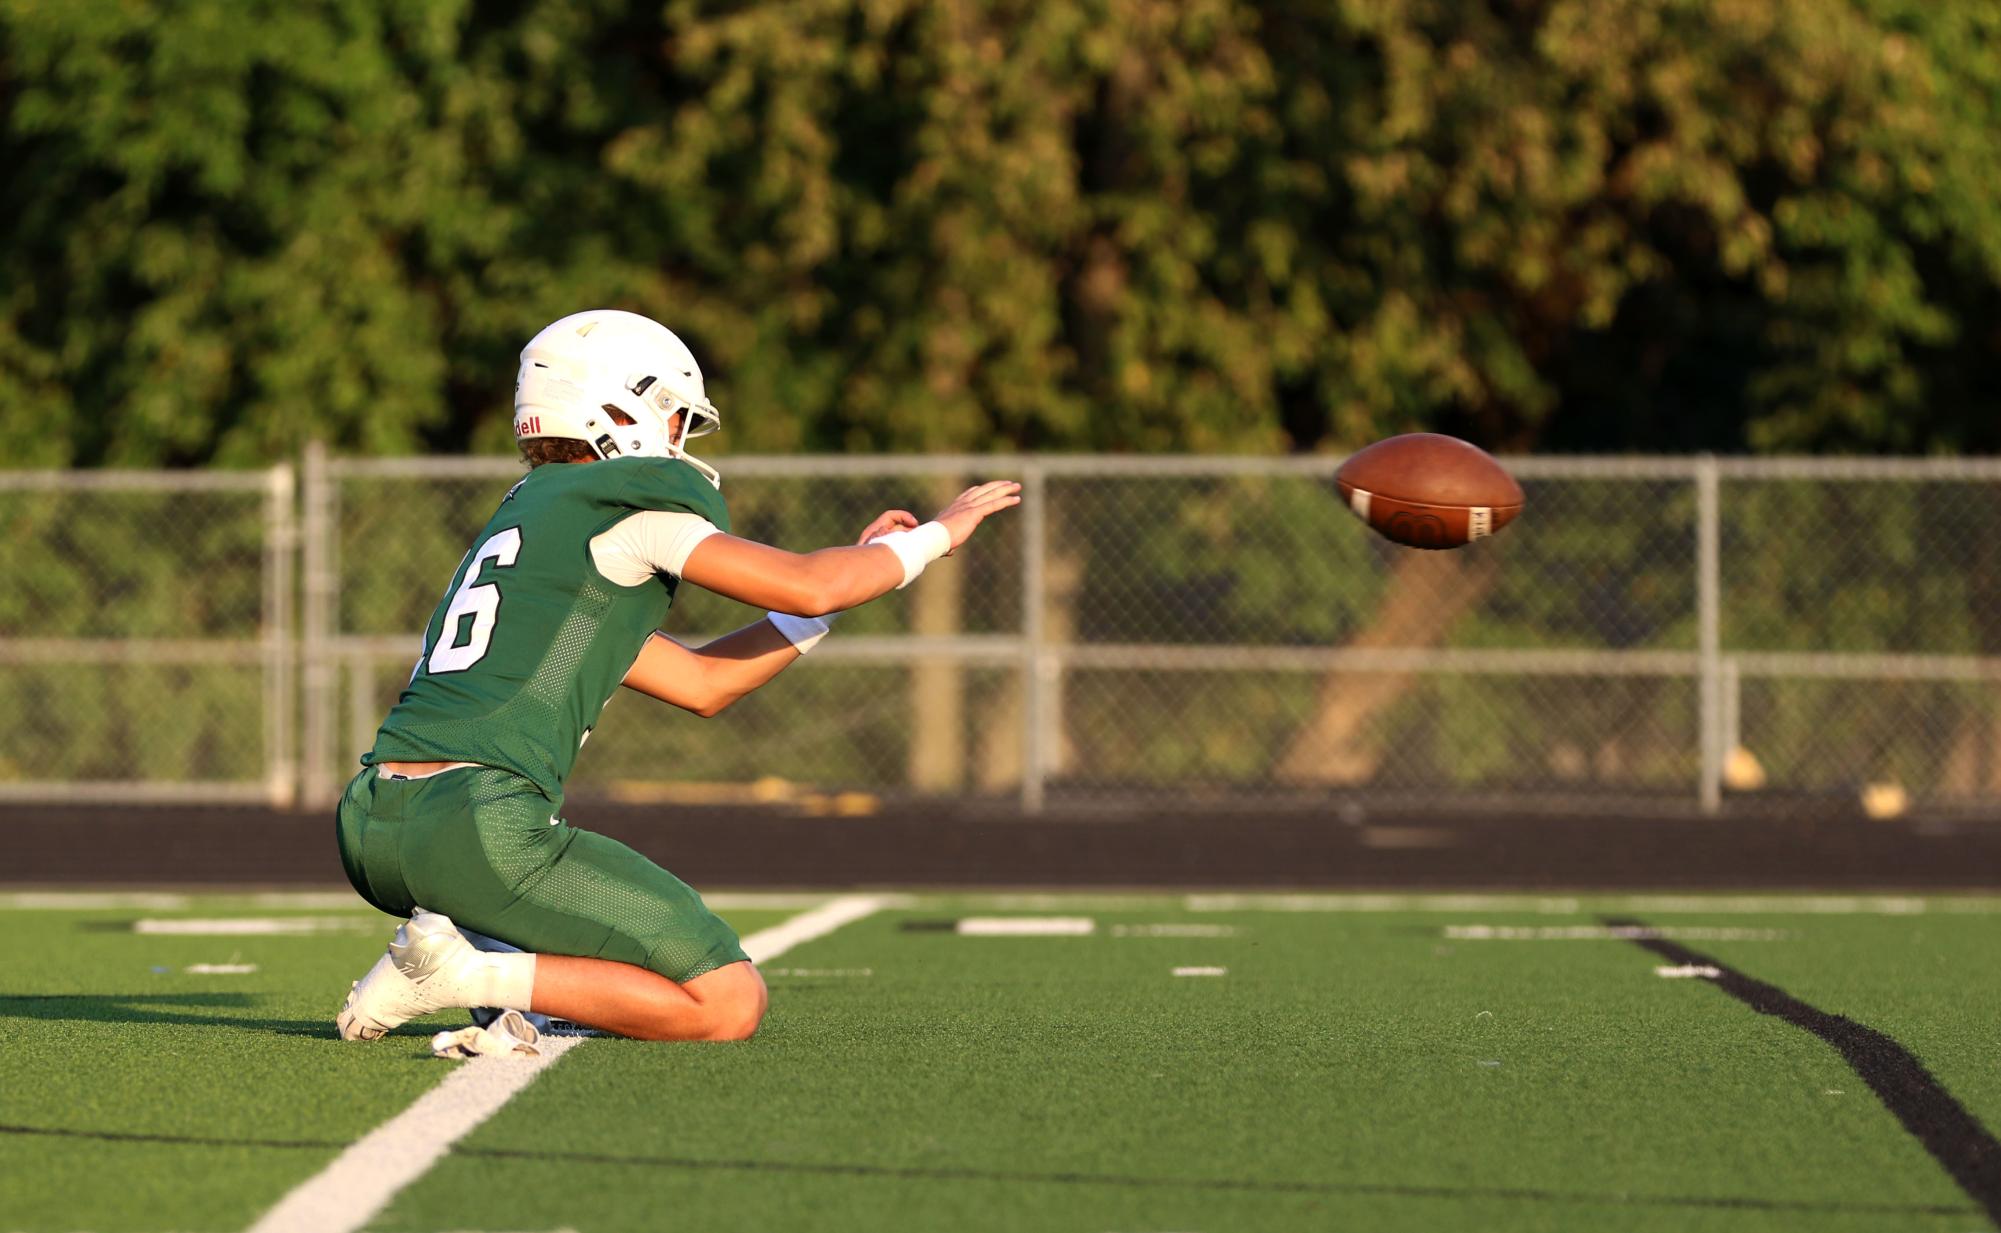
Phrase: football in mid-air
[{"left": 1335, "top": 433, "right": 1523, "bottom": 549}]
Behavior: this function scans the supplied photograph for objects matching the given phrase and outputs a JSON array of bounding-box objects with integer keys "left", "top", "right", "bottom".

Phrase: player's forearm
[
  {"left": 679, "top": 536, "right": 911, "bottom": 617},
  {"left": 682, "top": 619, "right": 811, "bottom": 715},
  {"left": 785, "top": 545, "right": 911, "bottom": 615},
  {"left": 621, "top": 624, "right": 800, "bottom": 717}
]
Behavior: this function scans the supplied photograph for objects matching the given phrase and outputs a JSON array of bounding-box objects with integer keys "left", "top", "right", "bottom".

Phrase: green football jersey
[{"left": 368, "top": 457, "right": 730, "bottom": 802}]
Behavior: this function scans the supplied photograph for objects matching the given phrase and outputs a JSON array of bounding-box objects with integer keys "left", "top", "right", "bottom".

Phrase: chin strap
[{"left": 678, "top": 452, "right": 722, "bottom": 488}]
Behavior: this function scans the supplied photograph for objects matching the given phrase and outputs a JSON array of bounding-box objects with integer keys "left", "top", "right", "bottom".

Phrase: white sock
[
  {"left": 470, "top": 951, "right": 537, "bottom": 1012},
  {"left": 457, "top": 927, "right": 538, "bottom": 1011}
]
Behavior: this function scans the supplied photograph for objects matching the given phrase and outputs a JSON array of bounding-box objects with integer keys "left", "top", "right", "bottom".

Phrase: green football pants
[{"left": 334, "top": 764, "right": 748, "bottom": 983}]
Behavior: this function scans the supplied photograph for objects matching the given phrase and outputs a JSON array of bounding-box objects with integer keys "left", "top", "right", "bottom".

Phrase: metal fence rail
[{"left": 7, "top": 450, "right": 2001, "bottom": 818}]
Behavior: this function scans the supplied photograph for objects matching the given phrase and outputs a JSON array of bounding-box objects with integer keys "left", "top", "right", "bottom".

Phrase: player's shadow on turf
[{"left": 0, "top": 993, "right": 337, "bottom": 1038}]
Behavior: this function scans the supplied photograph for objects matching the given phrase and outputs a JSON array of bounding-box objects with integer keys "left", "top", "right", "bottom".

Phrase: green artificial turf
[
  {"left": 4, "top": 892, "right": 1999, "bottom": 1232},
  {"left": 383, "top": 897, "right": 1991, "bottom": 1233},
  {"left": 0, "top": 893, "right": 798, "bottom": 1232},
  {"left": 1657, "top": 904, "right": 2001, "bottom": 1178}
]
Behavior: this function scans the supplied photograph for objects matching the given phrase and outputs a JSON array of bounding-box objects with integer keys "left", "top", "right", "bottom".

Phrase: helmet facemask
[{"left": 617, "top": 373, "right": 721, "bottom": 485}]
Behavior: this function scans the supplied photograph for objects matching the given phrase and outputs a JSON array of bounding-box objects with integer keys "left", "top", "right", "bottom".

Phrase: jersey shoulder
[
  {"left": 539, "top": 457, "right": 730, "bottom": 533},
  {"left": 604, "top": 457, "right": 731, "bottom": 532}
]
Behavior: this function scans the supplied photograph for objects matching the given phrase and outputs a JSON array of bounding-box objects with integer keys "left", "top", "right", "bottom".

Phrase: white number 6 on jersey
[{"left": 427, "top": 527, "right": 524, "bottom": 674}]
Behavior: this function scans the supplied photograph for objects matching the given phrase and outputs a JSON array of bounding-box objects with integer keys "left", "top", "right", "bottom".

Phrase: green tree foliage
[
  {"left": 3, "top": 0, "right": 1997, "bottom": 465},
  {"left": 6, "top": 1, "right": 2001, "bottom": 802}
]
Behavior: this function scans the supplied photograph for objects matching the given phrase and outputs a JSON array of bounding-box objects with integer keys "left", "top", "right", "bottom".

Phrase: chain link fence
[
  {"left": 9, "top": 451, "right": 2001, "bottom": 817},
  {"left": 0, "top": 468, "right": 294, "bottom": 802}
]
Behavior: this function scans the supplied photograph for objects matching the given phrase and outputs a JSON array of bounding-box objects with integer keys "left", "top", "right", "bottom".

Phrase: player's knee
[
  {"left": 708, "top": 994, "right": 765, "bottom": 1041},
  {"left": 716, "top": 971, "right": 768, "bottom": 1041},
  {"left": 688, "top": 961, "right": 767, "bottom": 1042}
]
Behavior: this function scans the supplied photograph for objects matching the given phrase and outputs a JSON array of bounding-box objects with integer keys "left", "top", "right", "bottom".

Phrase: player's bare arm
[
  {"left": 621, "top": 625, "right": 799, "bottom": 717},
  {"left": 623, "top": 491, "right": 1020, "bottom": 715},
  {"left": 675, "top": 480, "right": 1022, "bottom": 616},
  {"left": 620, "top": 508, "right": 911, "bottom": 715}
]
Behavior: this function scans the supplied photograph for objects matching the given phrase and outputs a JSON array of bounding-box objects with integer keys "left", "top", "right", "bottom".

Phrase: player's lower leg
[
  {"left": 337, "top": 910, "right": 765, "bottom": 1042},
  {"left": 529, "top": 954, "right": 767, "bottom": 1042}
]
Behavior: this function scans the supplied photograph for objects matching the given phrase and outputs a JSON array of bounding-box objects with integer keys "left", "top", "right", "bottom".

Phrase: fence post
[
  {"left": 1697, "top": 455, "right": 1723, "bottom": 815},
  {"left": 1720, "top": 656, "right": 1741, "bottom": 769},
  {"left": 909, "top": 472, "right": 969, "bottom": 792},
  {"left": 300, "top": 443, "right": 337, "bottom": 808},
  {"left": 1020, "top": 461, "right": 1048, "bottom": 814},
  {"left": 260, "top": 463, "right": 297, "bottom": 807}
]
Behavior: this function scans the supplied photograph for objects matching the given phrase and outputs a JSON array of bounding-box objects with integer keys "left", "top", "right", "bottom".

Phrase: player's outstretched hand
[
  {"left": 933, "top": 481, "right": 1023, "bottom": 552},
  {"left": 855, "top": 509, "right": 920, "bottom": 545}
]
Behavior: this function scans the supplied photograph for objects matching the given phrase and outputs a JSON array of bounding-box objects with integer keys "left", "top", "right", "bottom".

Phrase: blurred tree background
[
  {"left": 4, "top": 0, "right": 1997, "bottom": 468},
  {"left": 4, "top": 0, "right": 2001, "bottom": 804}
]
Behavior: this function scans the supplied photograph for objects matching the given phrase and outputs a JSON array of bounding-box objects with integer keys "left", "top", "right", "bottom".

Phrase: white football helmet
[{"left": 513, "top": 309, "right": 722, "bottom": 486}]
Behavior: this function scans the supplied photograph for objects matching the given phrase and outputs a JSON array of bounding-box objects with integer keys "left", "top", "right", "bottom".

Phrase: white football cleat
[{"left": 336, "top": 910, "right": 482, "bottom": 1041}]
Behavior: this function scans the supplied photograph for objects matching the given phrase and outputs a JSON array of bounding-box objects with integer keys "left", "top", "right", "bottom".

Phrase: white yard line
[
  {"left": 1186, "top": 893, "right": 1593, "bottom": 914},
  {"left": 248, "top": 892, "right": 392, "bottom": 910},
  {"left": 1183, "top": 892, "right": 1996, "bottom": 916},
  {"left": 955, "top": 916, "right": 1096, "bottom": 936},
  {"left": 1109, "top": 923, "right": 1239, "bottom": 937},
  {"left": 0, "top": 891, "right": 193, "bottom": 910},
  {"left": 738, "top": 895, "right": 891, "bottom": 962},
  {"left": 1442, "top": 924, "right": 1788, "bottom": 942},
  {"left": 134, "top": 917, "right": 380, "bottom": 936},
  {"left": 242, "top": 1035, "right": 592, "bottom": 1233},
  {"left": 245, "top": 894, "right": 888, "bottom": 1233}
]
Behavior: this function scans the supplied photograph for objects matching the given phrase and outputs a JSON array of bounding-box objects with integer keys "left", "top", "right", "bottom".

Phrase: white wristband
[
  {"left": 767, "top": 610, "right": 836, "bottom": 654},
  {"left": 868, "top": 521, "right": 952, "bottom": 588}
]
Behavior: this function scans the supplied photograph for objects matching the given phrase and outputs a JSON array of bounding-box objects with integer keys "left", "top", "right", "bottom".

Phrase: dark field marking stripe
[
  {"left": 0, "top": 1120, "right": 1973, "bottom": 1217},
  {"left": 447, "top": 1142, "right": 1977, "bottom": 1217},
  {"left": 1607, "top": 917, "right": 2001, "bottom": 1227},
  {"left": 0, "top": 1122, "right": 340, "bottom": 1151}
]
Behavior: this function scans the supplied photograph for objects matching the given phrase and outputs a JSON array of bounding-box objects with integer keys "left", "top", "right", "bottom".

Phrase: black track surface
[{"left": 8, "top": 799, "right": 2001, "bottom": 889}]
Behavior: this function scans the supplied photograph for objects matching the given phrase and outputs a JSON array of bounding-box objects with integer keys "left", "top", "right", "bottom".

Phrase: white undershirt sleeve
[{"left": 589, "top": 511, "right": 722, "bottom": 586}]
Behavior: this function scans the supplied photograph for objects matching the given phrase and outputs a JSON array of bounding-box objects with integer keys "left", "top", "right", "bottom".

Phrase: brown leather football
[{"left": 1335, "top": 433, "right": 1524, "bottom": 549}]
